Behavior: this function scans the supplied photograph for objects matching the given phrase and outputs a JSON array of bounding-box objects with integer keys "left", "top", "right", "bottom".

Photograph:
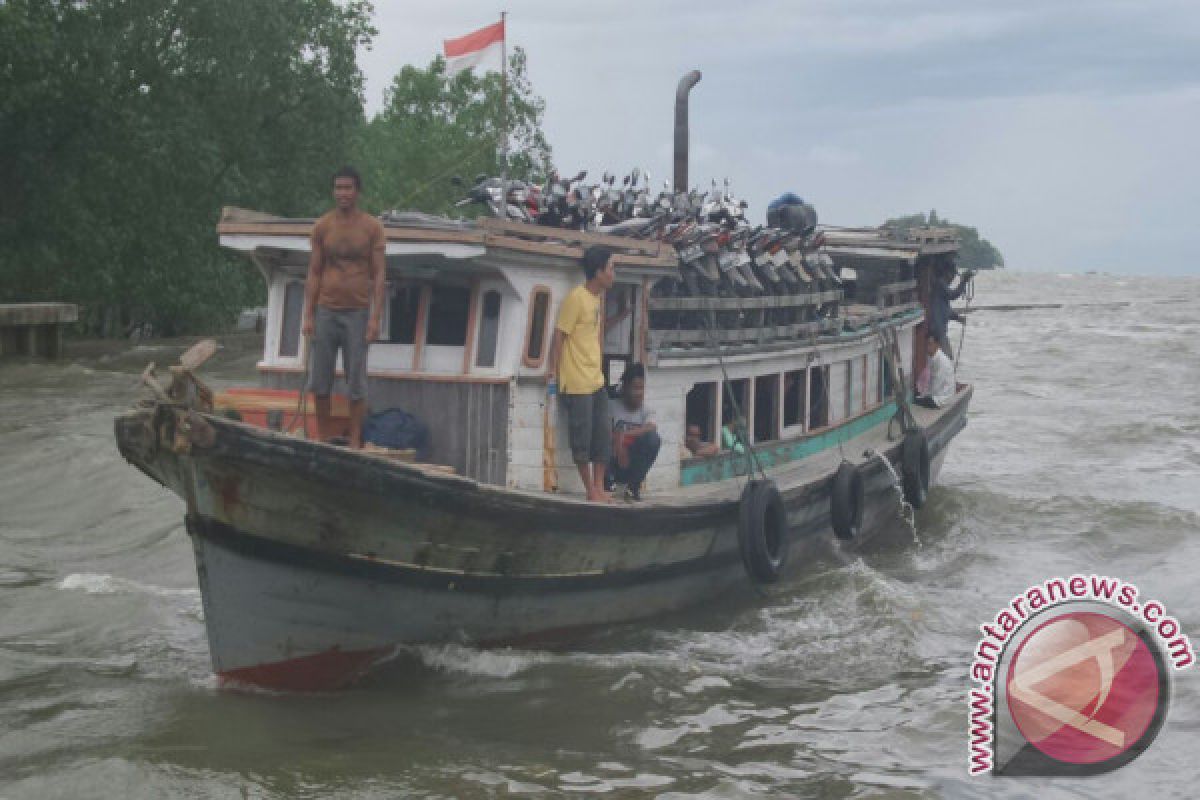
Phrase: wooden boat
[{"left": 114, "top": 206, "right": 970, "bottom": 690}]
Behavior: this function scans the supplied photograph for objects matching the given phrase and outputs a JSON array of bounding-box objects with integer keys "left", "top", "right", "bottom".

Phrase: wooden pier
[{"left": 0, "top": 303, "right": 78, "bottom": 359}]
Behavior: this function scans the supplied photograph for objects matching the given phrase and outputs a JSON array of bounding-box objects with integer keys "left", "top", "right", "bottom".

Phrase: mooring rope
[
  {"left": 702, "top": 307, "right": 767, "bottom": 485},
  {"left": 955, "top": 272, "right": 975, "bottom": 370}
]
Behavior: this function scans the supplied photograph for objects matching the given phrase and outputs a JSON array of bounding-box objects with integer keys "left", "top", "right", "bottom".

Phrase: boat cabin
[{"left": 217, "top": 208, "right": 955, "bottom": 498}]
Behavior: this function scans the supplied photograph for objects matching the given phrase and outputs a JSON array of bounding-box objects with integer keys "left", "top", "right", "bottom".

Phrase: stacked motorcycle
[{"left": 454, "top": 172, "right": 841, "bottom": 336}]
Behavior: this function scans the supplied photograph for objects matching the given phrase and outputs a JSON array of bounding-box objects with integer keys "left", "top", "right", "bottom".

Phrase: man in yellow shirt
[{"left": 546, "top": 246, "right": 617, "bottom": 503}]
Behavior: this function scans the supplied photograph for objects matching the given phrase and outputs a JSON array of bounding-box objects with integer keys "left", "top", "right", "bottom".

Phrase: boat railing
[
  {"left": 648, "top": 319, "right": 839, "bottom": 350},
  {"left": 647, "top": 289, "right": 842, "bottom": 312},
  {"left": 874, "top": 280, "right": 918, "bottom": 309}
]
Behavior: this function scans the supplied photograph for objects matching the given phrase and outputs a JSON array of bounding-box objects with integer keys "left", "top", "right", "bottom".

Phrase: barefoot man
[
  {"left": 546, "top": 246, "right": 617, "bottom": 503},
  {"left": 301, "top": 166, "right": 386, "bottom": 448}
]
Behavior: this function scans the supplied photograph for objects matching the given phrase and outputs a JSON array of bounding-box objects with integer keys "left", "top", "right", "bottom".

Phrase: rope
[
  {"left": 954, "top": 273, "right": 975, "bottom": 370},
  {"left": 396, "top": 137, "right": 509, "bottom": 211},
  {"left": 285, "top": 338, "right": 311, "bottom": 436},
  {"left": 702, "top": 307, "right": 767, "bottom": 484}
]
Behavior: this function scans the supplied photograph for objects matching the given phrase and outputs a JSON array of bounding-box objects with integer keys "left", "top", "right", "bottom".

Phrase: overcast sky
[{"left": 358, "top": 1, "right": 1200, "bottom": 274}]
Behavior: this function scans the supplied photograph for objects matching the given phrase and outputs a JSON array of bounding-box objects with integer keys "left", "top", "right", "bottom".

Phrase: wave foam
[
  {"left": 414, "top": 643, "right": 551, "bottom": 678},
  {"left": 57, "top": 572, "right": 199, "bottom": 599}
]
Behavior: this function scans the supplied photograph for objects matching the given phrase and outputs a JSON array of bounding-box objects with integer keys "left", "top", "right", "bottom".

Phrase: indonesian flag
[{"left": 443, "top": 19, "right": 505, "bottom": 76}]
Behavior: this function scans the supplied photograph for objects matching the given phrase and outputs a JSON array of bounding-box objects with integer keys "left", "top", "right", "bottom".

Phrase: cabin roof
[
  {"left": 217, "top": 207, "right": 680, "bottom": 275},
  {"left": 819, "top": 225, "right": 960, "bottom": 262}
]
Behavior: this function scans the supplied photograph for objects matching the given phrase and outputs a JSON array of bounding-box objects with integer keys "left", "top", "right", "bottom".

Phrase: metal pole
[
  {"left": 500, "top": 11, "right": 508, "bottom": 184},
  {"left": 673, "top": 70, "right": 702, "bottom": 193}
]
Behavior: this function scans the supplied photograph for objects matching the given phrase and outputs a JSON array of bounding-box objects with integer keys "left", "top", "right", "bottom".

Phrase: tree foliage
[
  {"left": 883, "top": 210, "right": 1005, "bottom": 270},
  {"left": 0, "top": 0, "right": 375, "bottom": 335},
  {"left": 353, "top": 48, "right": 553, "bottom": 215}
]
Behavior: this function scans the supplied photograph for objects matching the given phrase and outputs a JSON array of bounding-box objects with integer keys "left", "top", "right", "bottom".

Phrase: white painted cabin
[{"left": 218, "top": 209, "right": 950, "bottom": 497}]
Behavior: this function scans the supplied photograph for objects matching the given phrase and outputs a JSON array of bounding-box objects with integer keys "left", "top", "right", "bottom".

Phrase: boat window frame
[
  {"left": 808, "top": 364, "right": 831, "bottom": 432},
  {"left": 782, "top": 367, "right": 808, "bottom": 436},
  {"left": 684, "top": 381, "right": 721, "bottom": 459},
  {"left": 276, "top": 278, "right": 306, "bottom": 361},
  {"left": 753, "top": 373, "right": 781, "bottom": 443},
  {"left": 424, "top": 283, "right": 474, "bottom": 349},
  {"left": 860, "top": 354, "right": 870, "bottom": 412},
  {"left": 722, "top": 377, "right": 752, "bottom": 449},
  {"left": 522, "top": 285, "right": 553, "bottom": 369},
  {"left": 473, "top": 286, "right": 503, "bottom": 370},
  {"left": 383, "top": 281, "right": 423, "bottom": 346}
]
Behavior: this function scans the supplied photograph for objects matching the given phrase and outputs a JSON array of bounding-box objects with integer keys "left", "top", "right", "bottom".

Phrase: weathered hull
[
  {"left": 187, "top": 514, "right": 748, "bottom": 689},
  {"left": 115, "top": 389, "right": 970, "bottom": 690}
]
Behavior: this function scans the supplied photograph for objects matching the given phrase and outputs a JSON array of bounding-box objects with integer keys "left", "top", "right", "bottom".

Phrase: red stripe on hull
[{"left": 218, "top": 646, "right": 390, "bottom": 692}]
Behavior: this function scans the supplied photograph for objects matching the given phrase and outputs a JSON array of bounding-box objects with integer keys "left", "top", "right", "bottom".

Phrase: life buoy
[
  {"left": 737, "top": 479, "right": 789, "bottom": 583},
  {"left": 902, "top": 429, "right": 931, "bottom": 509},
  {"left": 830, "top": 461, "right": 864, "bottom": 540}
]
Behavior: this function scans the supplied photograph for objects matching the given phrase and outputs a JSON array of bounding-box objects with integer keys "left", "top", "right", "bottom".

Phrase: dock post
[{"left": 0, "top": 304, "right": 79, "bottom": 359}]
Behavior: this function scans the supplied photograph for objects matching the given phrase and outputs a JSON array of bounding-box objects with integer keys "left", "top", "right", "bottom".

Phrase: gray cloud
[{"left": 359, "top": 1, "right": 1200, "bottom": 273}]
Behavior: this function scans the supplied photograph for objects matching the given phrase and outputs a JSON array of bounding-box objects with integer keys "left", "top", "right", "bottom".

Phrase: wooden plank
[
  {"left": 876, "top": 280, "right": 917, "bottom": 296},
  {"left": 647, "top": 290, "right": 841, "bottom": 312},
  {"left": 477, "top": 217, "right": 670, "bottom": 258},
  {"left": 482, "top": 232, "right": 677, "bottom": 270},
  {"left": 219, "top": 219, "right": 487, "bottom": 246},
  {"left": 649, "top": 320, "right": 828, "bottom": 348}
]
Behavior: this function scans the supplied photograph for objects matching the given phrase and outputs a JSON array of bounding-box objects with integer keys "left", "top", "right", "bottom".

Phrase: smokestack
[{"left": 673, "top": 70, "right": 702, "bottom": 193}]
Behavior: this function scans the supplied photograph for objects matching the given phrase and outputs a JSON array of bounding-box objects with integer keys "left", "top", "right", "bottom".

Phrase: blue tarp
[{"left": 362, "top": 408, "right": 431, "bottom": 461}]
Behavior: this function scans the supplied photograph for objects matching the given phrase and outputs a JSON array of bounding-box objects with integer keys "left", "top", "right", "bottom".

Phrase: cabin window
[
  {"left": 685, "top": 382, "right": 718, "bottom": 454},
  {"left": 882, "top": 353, "right": 893, "bottom": 400},
  {"left": 754, "top": 374, "right": 779, "bottom": 442},
  {"left": 475, "top": 289, "right": 502, "bottom": 368},
  {"left": 603, "top": 284, "right": 637, "bottom": 356},
  {"left": 278, "top": 281, "right": 304, "bottom": 358},
  {"left": 783, "top": 368, "right": 806, "bottom": 430},
  {"left": 388, "top": 285, "right": 421, "bottom": 344},
  {"left": 723, "top": 378, "right": 751, "bottom": 445},
  {"left": 426, "top": 285, "right": 471, "bottom": 347},
  {"left": 809, "top": 365, "right": 829, "bottom": 429},
  {"left": 607, "top": 356, "right": 629, "bottom": 388},
  {"left": 869, "top": 351, "right": 882, "bottom": 405},
  {"left": 847, "top": 357, "right": 865, "bottom": 416},
  {"left": 523, "top": 287, "right": 551, "bottom": 367}
]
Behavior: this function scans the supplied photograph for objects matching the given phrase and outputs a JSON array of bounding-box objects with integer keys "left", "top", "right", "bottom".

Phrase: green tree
[
  {"left": 353, "top": 47, "right": 553, "bottom": 215},
  {"left": 0, "top": 0, "right": 375, "bottom": 336},
  {"left": 883, "top": 210, "right": 1005, "bottom": 270}
]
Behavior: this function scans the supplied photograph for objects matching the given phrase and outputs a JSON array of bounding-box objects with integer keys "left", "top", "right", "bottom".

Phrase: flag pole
[{"left": 500, "top": 11, "right": 508, "bottom": 184}]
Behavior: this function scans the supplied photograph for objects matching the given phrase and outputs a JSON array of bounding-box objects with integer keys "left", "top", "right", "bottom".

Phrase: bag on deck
[{"left": 362, "top": 408, "right": 431, "bottom": 461}]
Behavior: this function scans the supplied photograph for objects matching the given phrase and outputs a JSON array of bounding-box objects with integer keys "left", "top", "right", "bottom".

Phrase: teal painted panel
[{"left": 679, "top": 401, "right": 899, "bottom": 486}]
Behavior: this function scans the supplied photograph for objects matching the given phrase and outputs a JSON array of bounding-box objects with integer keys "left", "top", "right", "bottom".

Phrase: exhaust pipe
[{"left": 673, "top": 70, "right": 702, "bottom": 193}]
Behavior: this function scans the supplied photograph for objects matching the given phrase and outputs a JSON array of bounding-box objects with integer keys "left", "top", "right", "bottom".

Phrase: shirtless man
[{"left": 300, "top": 166, "right": 386, "bottom": 448}]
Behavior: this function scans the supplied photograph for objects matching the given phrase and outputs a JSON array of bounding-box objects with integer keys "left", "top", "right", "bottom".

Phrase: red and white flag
[{"left": 443, "top": 18, "right": 505, "bottom": 76}]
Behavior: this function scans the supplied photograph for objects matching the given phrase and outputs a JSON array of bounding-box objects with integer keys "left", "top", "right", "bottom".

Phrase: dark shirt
[{"left": 929, "top": 278, "right": 966, "bottom": 337}]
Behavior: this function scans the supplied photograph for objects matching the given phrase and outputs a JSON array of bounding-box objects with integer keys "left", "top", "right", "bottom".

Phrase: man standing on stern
[
  {"left": 301, "top": 166, "right": 386, "bottom": 448},
  {"left": 546, "top": 246, "right": 617, "bottom": 503}
]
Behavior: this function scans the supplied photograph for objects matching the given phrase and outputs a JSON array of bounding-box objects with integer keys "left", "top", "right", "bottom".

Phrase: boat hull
[
  {"left": 115, "top": 389, "right": 970, "bottom": 690},
  {"left": 188, "top": 513, "right": 748, "bottom": 689}
]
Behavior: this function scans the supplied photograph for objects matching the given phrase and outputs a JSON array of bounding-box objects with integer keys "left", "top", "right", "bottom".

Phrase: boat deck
[{"left": 538, "top": 388, "right": 968, "bottom": 509}]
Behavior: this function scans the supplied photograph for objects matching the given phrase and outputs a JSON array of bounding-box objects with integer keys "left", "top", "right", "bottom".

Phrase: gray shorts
[
  {"left": 308, "top": 306, "right": 369, "bottom": 401},
  {"left": 560, "top": 388, "right": 611, "bottom": 465}
]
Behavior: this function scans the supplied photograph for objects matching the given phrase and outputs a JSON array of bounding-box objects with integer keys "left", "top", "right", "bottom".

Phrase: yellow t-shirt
[{"left": 555, "top": 285, "right": 604, "bottom": 395}]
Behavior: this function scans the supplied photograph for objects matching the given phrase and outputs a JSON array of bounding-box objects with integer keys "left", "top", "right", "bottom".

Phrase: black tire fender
[
  {"left": 737, "top": 479, "right": 789, "bottom": 584},
  {"left": 902, "top": 429, "right": 932, "bottom": 509},
  {"left": 830, "top": 461, "right": 864, "bottom": 541}
]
